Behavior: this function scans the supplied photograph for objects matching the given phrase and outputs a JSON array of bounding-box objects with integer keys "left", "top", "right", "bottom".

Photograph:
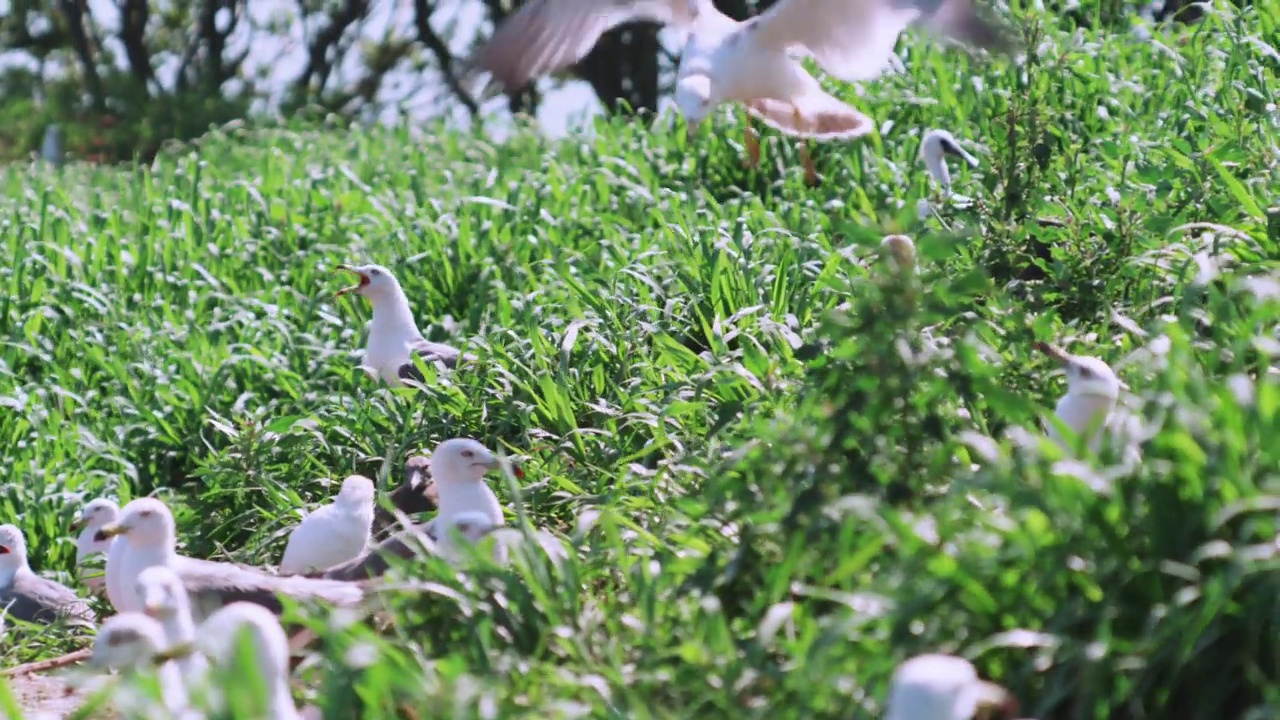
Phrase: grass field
[{"left": 1, "top": 0, "right": 1278, "bottom": 717}]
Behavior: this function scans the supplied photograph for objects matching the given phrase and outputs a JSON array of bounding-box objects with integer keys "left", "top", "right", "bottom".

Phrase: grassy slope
[{"left": 1, "top": 1, "right": 1278, "bottom": 717}]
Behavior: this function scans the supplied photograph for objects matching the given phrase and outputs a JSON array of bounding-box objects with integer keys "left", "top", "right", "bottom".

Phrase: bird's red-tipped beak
[{"left": 334, "top": 264, "right": 369, "bottom": 297}]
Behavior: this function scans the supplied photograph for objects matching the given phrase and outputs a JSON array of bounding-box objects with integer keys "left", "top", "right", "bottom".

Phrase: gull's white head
[
  {"left": 336, "top": 474, "right": 376, "bottom": 506},
  {"left": 675, "top": 75, "right": 714, "bottom": 142},
  {"left": 0, "top": 524, "right": 30, "bottom": 577},
  {"left": 135, "top": 566, "right": 189, "bottom": 621},
  {"left": 1037, "top": 342, "right": 1126, "bottom": 401},
  {"left": 885, "top": 654, "right": 1018, "bottom": 720},
  {"left": 430, "top": 438, "right": 501, "bottom": 485},
  {"left": 334, "top": 263, "right": 402, "bottom": 302},
  {"left": 90, "top": 613, "right": 170, "bottom": 671},
  {"left": 920, "top": 130, "right": 979, "bottom": 190},
  {"left": 99, "top": 498, "right": 176, "bottom": 548},
  {"left": 72, "top": 498, "right": 120, "bottom": 534}
]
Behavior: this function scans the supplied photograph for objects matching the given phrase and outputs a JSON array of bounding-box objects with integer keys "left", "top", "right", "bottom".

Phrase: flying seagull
[
  {"left": 884, "top": 653, "right": 1023, "bottom": 720},
  {"left": 0, "top": 524, "right": 95, "bottom": 627},
  {"left": 99, "top": 498, "right": 364, "bottom": 623},
  {"left": 466, "top": 0, "right": 1019, "bottom": 184},
  {"left": 70, "top": 497, "right": 120, "bottom": 593},
  {"left": 334, "top": 263, "right": 473, "bottom": 387},
  {"left": 279, "top": 475, "right": 375, "bottom": 576}
]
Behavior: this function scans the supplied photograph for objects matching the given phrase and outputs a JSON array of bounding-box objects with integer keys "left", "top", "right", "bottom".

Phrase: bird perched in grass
[
  {"left": 279, "top": 474, "right": 376, "bottom": 576},
  {"left": 71, "top": 497, "right": 120, "bottom": 593},
  {"left": 186, "top": 602, "right": 309, "bottom": 720},
  {"left": 135, "top": 565, "right": 209, "bottom": 684},
  {"left": 885, "top": 653, "right": 1024, "bottom": 720},
  {"left": 920, "top": 129, "right": 980, "bottom": 192},
  {"left": 466, "top": 0, "right": 1019, "bottom": 186},
  {"left": 1035, "top": 341, "right": 1133, "bottom": 459},
  {"left": 89, "top": 613, "right": 189, "bottom": 717},
  {"left": 0, "top": 524, "right": 94, "bottom": 627},
  {"left": 334, "top": 263, "right": 472, "bottom": 386}
]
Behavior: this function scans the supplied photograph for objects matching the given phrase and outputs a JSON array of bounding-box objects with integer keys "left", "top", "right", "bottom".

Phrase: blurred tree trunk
[{"left": 576, "top": 25, "right": 661, "bottom": 115}]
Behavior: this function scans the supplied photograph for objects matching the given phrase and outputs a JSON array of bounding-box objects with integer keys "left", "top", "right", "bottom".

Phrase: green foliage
[{"left": 1, "top": 0, "right": 1278, "bottom": 718}]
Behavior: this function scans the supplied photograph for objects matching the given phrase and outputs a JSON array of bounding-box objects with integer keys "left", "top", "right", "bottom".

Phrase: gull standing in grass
[
  {"left": 885, "top": 654, "right": 1023, "bottom": 720},
  {"left": 99, "top": 498, "right": 364, "bottom": 623},
  {"left": 70, "top": 497, "right": 120, "bottom": 593},
  {"left": 189, "top": 602, "right": 308, "bottom": 720},
  {"left": 0, "top": 524, "right": 94, "bottom": 627},
  {"left": 88, "top": 613, "right": 189, "bottom": 718},
  {"left": 920, "top": 129, "right": 980, "bottom": 192},
  {"left": 135, "top": 566, "right": 209, "bottom": 684},
  {"left": 334, "top": 263, "right": 472, "bottom": 386},
  {"left": 1035, "top": 341, "right": 1137, "bottom": 460},
  {"left": 466, "top": 0, "right": 1018, "bottom": 185},
  {"left": 279, "top": 475, "right": 376, "bottom": 576}
]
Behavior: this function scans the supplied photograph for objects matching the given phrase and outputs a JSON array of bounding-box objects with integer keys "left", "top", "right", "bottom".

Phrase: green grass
[{"left": 2, "top": 0, "right": 1278, "bottom": 717}]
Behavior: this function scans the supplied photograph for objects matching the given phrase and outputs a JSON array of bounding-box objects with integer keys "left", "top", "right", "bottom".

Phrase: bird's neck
[
  {"left": 163, "top": 609, "right": 197, "bottom": 644},
  {"left": 1052, "top": 393, "right": 1115, "bottom": 445},
  {"left": 0, "top": 563, "right": 19, "bottom": 585},
  {"left": 136, "top": 541, "right": 179, "bottom": 569},
  {"left": 267, "top": 678, "right": 302, "bottom": 719},
  {"left": 368, "top": 289, "right": 420, "bottom": 338},
  {"left": 435, "top": 481, "right": 497, "bottom": 521}
]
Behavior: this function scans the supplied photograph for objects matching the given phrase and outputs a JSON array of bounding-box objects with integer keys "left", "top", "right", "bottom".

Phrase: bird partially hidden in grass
[
  {"left": 884, "top": 653, "right": 1026, "bottom": 720},
  {"left": 920, "top": 129, "right": 980, "bottom": 193},
  {"left": 1035, "top": 341, "right": 1138, "bottom": 462},
  {"left": 279, "top": 474, "right": 375, "bottom": 576},
  {"left": 135, "top": 566, "right": 209, "bottom": 685},
  {"left": 465, "top": 0, "right": 1020, "bottom": 186},
  {"left": 70, "top": 497, "right": 120, "bottom": 594},
  {"left": 373, "top": 454, "right": 439, "bottom": 540},
  {"left": 334, "top": 263, "right": 473, "bottom": 387},
  {"left": 88, "top": 612, "right": 189, "bottom": 718},
  {"left": 0, "top": 523, "right": 95, "bottom": 628},
  {"left": 98, "top": 497, "right": 364, "bottom": 623}
]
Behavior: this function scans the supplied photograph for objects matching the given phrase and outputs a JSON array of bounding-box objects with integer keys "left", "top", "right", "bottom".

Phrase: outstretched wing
[
  {"left": 753, "top": 0, "right": 1019, "bottom": 83},
  {"left": 467, "top": 0, "right": 697, "bottom": 93}
]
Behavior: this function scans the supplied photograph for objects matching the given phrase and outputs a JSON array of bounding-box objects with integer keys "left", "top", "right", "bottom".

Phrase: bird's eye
[
  {"left": 461, "top": 450, "right": 474, "bottom": 458},
  {"left": 370, "top": 269, "right": 381, "bottom": 277},
  {"left": 1078, "top": 367, "right": 1095, "bottom": 379},
  {"left": 140, "top": 510, "right": 154, "bottom": 518}
]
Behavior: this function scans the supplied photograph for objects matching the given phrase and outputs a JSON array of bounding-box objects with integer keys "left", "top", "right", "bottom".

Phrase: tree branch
[
  {"left": 55, "top": 0, "right": 105, "bottom": 110},
  {"left": 117, "top": 0, "right": 156, "bottom": 91},
  {"left": 412, "top": 0, "right": 479, "bottom": 117},
  {"left": 295, "top": 0, "right": 370, "bottom": 100}
]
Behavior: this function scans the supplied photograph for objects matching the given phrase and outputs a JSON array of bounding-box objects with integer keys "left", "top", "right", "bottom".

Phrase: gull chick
[
  {"left": 90, "top": 613, "right": 189, "bottom": 716},
  {"left": 1036, "top": 341, "right": 1129, "bottom": 455},
  {"left": 921, "top": 129, "right": 980, "bottom": 192},
  {"left": 100, "top": 497, "right": 364, "bottom": 623},
  {"left": 467, "top": 0, "right": 1018, "bottom": 185},
  {"left": 136, "top": 565, "right": 209, "bottom": 683},
  {"left": 0, "top": 523, "right": 94, "bottom": 627},
  {"left": 279, "top": 474, "right": 376, "bottom": 575},
  {"left": 374, "top": 454, "right": 440, "bottom": 538},
  {"left": 71, "top": 497, "right": 120, "bottom": 593},
  {"left": 334, "top": 263, "right": 470, "bottom": 386},
  {"left": 885, "top": 654, "right": 1021, "bottom": 720}
]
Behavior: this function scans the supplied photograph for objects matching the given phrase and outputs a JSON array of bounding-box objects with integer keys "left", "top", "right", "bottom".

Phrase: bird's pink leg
[
  {"left": 743, "top": 107, "right": 761, "bottom": 169},
  {"left": 793, "top": 106, "right": 818, "bottom": 186}
]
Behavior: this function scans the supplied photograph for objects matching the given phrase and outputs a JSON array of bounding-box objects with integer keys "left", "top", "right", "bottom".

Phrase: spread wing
[
  {"left": 754, "top": 0, "right": 1019, "bottom": 83},
  {"left": 467, "top": 0, "right": 697, "bottom": 93},
  {"left": 175, "top": 556, "right": 363, "bottom": 623}
]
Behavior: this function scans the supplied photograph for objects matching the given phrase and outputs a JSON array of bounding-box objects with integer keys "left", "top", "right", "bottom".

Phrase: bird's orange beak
[{"left": 334, "top": 264, "right": 368, "bottom": 297}]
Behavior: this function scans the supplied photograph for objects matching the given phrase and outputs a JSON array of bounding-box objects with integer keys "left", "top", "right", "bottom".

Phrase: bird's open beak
[
  {"left": 334, "top": 264, "right": 367, "bottom": 297},
  {"left": 96, "top": 522, "right": 129, "bottom": 540},
  {"left": 972, "top": 680, "right": 1019, "bottom": 719},
  {"left": 1034, "top": 341, "right": 1072, "bottom": 366}
]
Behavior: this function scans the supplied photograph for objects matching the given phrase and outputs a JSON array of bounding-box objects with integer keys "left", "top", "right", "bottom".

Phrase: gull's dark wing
[{"left": 3, "top": 571, "right": 95, "bottom": 626}]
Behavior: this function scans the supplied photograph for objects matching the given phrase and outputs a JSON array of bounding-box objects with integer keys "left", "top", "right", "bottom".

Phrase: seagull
[
  {"left": 884, "top": 654, "right": 1021, "bottom": 720},
  {"left": 319, "top": 438, "right": 509, "bottom": 580},
  {"left": 373, "top": 454, "right": 439, "bottom": 539},
  {"left": 188, "top": 602, "right": 306, "bottom": 720},
  {"left": 334, "top": 263, "right": 472, "bottom": 387},
  {"left": 466, "top": 0, "right": 1018, "bottom": 184},
  {"left": 1035, "top": 341, "right": 1132, "bottom": 457},
  {"left": 320, "top": 511, "right": 500, "bottom": 581},
  {"left": 70, "top": 497, "right": 120, "bottom": 593},
  {"left": 920, "top": 129, "right": 980, "bottom": 192},
  {"left": 0, "top": 524, "right": 94, "bottom": 627},
  {"left": 279, "top": 475, "right": 376, "bottom": 576},
  {"left": 135, "top": 566, "right": 209, "bottom": 684},
  {"left": 99, "top": 497, "right": 364, "bottom": 623},
  {"left": 88, "top": 612, "right": 189, "bottom": 717}
]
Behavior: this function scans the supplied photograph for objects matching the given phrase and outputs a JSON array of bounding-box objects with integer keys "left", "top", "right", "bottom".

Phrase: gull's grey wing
[
  {"left": 319, "top": 522, "right": 439, "bottom": 582},
  {"left": 174, "top": 556, "right": 363, "bottom": 623},
  {"left": 754, "top": 0, "right": 1018, "bottom": 84},
  {"left": 2, "top": 570, "right": 95, "bottom": 626},
  {"left": 466, "top": 0, "right": 696, "bottom": 94},
  {"left": 396, "top": 339, "right": 472, "bottom": 383}
]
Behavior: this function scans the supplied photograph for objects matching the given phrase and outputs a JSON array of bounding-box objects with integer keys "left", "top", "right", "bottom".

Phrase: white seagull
[
  {"left": 920, "top": 129, "right": 980, "bottom": 192},
  {"left": 0, "top": 524, "right": 95, "bottom": 627},
  {"left": 99, "top": 497, "right": 364, "bottom": 622},
  {"left": 885, "top": 653, "right": 1021, "bottom": 720},
  {"left": 136, "top": 565, "right": 209, "bottom": 684},
  {"left": 334, "top": 263, "right": 472, "bottom": 387},
  {"left": 467, "top": 0, "right": 1018, "bottom": 184},
  {"left": 89, "top": 612, "right": 189, "bottom": 717},
  {"left": 279, "top": 474, "right": 376, "bottom": 576},
  {"left": 192, "top": 602, "right": 306, "bottom": 720},
  {"left": 70, "top": 497, "right": 120, "bottom": 593},
  {"left": 1035, "top": 341, "right": 1133, "bottom": 458}
]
